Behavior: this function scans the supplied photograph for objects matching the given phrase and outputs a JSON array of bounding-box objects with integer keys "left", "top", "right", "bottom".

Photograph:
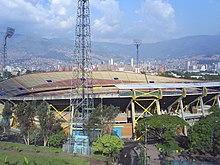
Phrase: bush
[
  {"left": 188, "top": 110, "right": 220, "bottom": 156},
  {"left": 92, "top": 134, "right": 124, "bottom": 157},
  {"left": 48, "top": 131, "right": 67, "bottom": 148}
]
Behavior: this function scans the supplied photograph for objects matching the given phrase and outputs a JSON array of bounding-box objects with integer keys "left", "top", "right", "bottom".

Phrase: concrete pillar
[
  {"left": 167, "top": 106, "right": 171, "bottom": 114},
  {"left": 184, "top": 125, "right": 188, "bottom": 136},
  {"left": 217, "top": 95, "right": 220, "bottom": 109},
  {"left": 200, "top": 96, "right": 205, "bottom": 116},
  {"left": 70, "top": 104, "right": 74, "bottom": 137},
  {"left": 180, "top": 98, "right": 184, "bottom": 120},
  {"left": 156, "top": 100, "right": 161, "bottom": 115},
  {"left": 131, "top": 100, "right": 136, "bottom": 140},
  {"left": 101, "top": 97, "right": 103, "bottom": 109}
]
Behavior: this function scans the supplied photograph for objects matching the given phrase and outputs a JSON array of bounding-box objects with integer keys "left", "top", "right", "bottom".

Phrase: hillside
[
  {"left": 1, "top": 32, "right": 220, "bottom": 63},
  {"left": 141, "top": 35, "right": 220, "bottom": 59}
]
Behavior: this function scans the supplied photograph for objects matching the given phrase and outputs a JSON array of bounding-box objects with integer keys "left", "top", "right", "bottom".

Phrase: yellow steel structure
[
  {"left": 134, "top": 88, "right": 188, "bottom": 140},
  {"left": 131, "top": 88, "right": 163, "bottom": 139},
  {"left": 175, "top": 100, "right": 188, "bottom": 114},
  {"left": 212, "top": 95, "right": 217, "bottom": 106},
  {"left": 49, "top": 104, "right": 72, "bottom": 123}
]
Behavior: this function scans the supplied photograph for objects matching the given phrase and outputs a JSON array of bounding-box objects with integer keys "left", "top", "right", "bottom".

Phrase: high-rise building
[{"left": 131, "top": 58, "right": 134, "bottom": 67}]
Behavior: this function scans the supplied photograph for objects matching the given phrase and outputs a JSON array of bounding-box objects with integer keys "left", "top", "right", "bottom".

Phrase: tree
[
  {"left": 1, "top": 101, "right": 12, "bottom": 133},
  {"left": 209, "top": 105, "right": 220, "bottom": 113},
  {"left": 3, "top": 71, "right": 13, "bottom": 79},
  {"left": 92, "top": 134, "right": 124, "bottom": 158},
  {"left": 37, "top": 102, "right": 54, "bottom": 146},
  {"left": 14, "top": 101, "right": 36, "bottom": 145},
  {"left": 36, "top": 101, "right": 66, "bottom": 146},
  {"left": 188, "top": 107, "right": 220, "bottom": 156},
  {"left": 86, "top": 104, "right": 120, "bottom": 136},
  {"left": 137, "top": 115, "right": 189, "bottom": 159}
]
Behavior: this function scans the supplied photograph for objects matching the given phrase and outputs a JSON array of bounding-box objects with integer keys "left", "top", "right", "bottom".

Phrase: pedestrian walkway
[
  {"left": 118, "top": 141, "right": 140, "bottom": 165},
  {"left": 147, "top": 144, "right": 161, "bottom": 165}
]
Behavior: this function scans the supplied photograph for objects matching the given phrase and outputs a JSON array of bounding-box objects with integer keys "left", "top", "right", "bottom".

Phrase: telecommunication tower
[
  {"left": 71, "top": 0, "right": 94, "bottom": 131},
  {"left": 2, "top": 27, "right": 15, "bottom": 73}
]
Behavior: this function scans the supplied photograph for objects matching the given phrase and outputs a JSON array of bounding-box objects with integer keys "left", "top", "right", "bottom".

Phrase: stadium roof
[
  {"left": 0, "top": 71, "right": 202, "bottom": 98},
  {"left": 115, "top": 82, "right": 220, "bottom": 90}
]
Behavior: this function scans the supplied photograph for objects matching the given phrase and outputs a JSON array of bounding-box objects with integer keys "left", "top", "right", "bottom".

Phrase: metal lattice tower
[{"left": 71, "top": 0, "right": 94, "bottom": 129}]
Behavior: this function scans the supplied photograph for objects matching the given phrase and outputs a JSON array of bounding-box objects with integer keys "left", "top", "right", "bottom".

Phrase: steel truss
[
  {"left": 130, "top": 86, "right": 220, "bottom": 140},
  {"left": 71, "top": 0, "right": 94, "bottom": 134}
]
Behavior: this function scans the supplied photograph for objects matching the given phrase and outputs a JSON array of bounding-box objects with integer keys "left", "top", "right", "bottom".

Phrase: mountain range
[{"left": 1, "top": 33, "right": 220, "bottom": 63}]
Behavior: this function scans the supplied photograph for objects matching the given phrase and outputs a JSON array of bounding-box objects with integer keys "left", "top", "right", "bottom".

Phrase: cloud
[
  {"left": 0, "top": 0, "right": 177, "bottom": 43},
  {"left": 90, "top": 0, "right": 176, "bottom": 43},
  {"left": 91, "top": 0, "right": 122, "bottom": 34},
  {"left": 0, "top": 0, "right": 122, "bottom": 40},
  {"left": 0, "top": 0, "right": 76, "bottom": 38},
  {"left": 136, "top": 0, "right": 176, "bottom": 32}
]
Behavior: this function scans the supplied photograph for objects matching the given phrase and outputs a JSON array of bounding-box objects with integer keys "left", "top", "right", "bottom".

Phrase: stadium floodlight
[
  {"left": 133, "top": 39, "right": 142, "bottom": 69},
  {"left": 2, "top": 27, "right": 15, "bottom": 78},
  {"left": 6, "top": 27, "right": 15, "bottom": 38}
]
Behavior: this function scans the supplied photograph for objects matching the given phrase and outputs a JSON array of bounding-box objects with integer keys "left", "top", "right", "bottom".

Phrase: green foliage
[
  {"left": 156, "top": 140, "right": 179, "bottom": 157},
  {"left": 1, "top": 142, "right": 89, "bottom": 164},
  {"left": 159, "top": 71, "right": 220, "bottom": 80},
  {"left": 37, "top": 102, "right": 49, "bottom": 129},
  {"left": 13, "top": 101, "right": 65, "bottom": 146},
  {"left": 209, "top": 105, "right": 220, "bottom": 113},
  {"left": 86, "top": 104, "right": 120, "bottom": 135},
  {"left": 137, "top": 115, "right": 188, "bottom": 158},
  {"left": 14, "top": 101, "right": 37, "bottom": 145},
  {"left": 0, "top": 142, "right": 62, "bottom": 153},
  {"left": 37, "top": 102, "right": 60, "bottom": 146},
  {"left": 2, "top": 101, "right": 13, "bottom": 119},
  {"left": 92, "top": 134, "right": 124, "bottom": 157},
  {"left": 29, "top": 128, "right": 41, "bottom": 146},
  {"left": 137, "top": 115, "right": 189, "bottom": 138},
  {"left": 3, "top": 71, "right": 13, "bottom": 79},
  {"left": 1, "top": 101, "right": 13, "bottom": 133},
  {"left": 48, "top": 130, "right": 67, "bottom": 148},
  {"left": 188, "top": 110, "right": 220, "bottom": 155},
  {"left": 26, "top": 70, "right": 32, "bottom": 74},
  {"left": 203, "top": 74, "right": 220, "bottom": 80},
  {"left": 0, "top": 150, "right": 89, "bottom": 165},
  {"left": 23, "top": 157, "right": 29, "bottom": 165}
]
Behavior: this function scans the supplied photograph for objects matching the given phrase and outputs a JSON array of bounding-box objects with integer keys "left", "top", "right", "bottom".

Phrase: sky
[{"left": 0, "top": 0, "right": 220, "bottom": 44}]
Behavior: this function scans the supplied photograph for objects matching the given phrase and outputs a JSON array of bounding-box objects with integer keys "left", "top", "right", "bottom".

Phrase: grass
[
  {"left": 91, "top": 154, "right": 107, "bottom": 159},
  {"left": 0, "top": 142, "right": 90, "bottom": 165},
  {"left": 0, "top": 141, "right": 62, "bottom": 153}
]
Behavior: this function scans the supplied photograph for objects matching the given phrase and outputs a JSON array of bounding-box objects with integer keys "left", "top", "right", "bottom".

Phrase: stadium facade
[{"left": 0, "top": 71, "right": 219, "bottom": 138}]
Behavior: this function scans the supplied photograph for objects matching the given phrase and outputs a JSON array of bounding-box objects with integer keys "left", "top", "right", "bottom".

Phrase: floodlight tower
[
  {"left": 2, "top": 27, "right": 15, "bottom": 73},
  {"left": 133, "top": 39, "right": 142, "bottom": 70},
  {"left": 72, "top": 0, "right": 94, "bottom": 130}
]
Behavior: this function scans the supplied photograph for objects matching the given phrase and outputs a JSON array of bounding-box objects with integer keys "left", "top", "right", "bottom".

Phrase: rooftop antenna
[
  {"left": 133, "top": 39, "right": 142, "bottom": 71},
  {"left": 2, "top": 27, "right": 15, "bottom": 77}
]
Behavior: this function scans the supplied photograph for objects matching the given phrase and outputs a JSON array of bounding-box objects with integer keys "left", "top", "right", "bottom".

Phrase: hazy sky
[{"left": 0, "top": 0, "right": 220, "bottom": 43}]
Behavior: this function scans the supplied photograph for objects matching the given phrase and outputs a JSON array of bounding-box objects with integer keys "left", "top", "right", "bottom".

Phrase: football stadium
[{"left": 0, "top": 71, "right": 219, "bottom": 139}]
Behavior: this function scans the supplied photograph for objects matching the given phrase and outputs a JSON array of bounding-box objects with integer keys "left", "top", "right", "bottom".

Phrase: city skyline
[{"left": 0, "top": 0, "right": 219, "bottom": 43}]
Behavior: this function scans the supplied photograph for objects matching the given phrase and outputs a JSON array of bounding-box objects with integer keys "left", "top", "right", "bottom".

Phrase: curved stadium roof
[{"left": 0, "top": 71, "right": 197, "bottom": 98}]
